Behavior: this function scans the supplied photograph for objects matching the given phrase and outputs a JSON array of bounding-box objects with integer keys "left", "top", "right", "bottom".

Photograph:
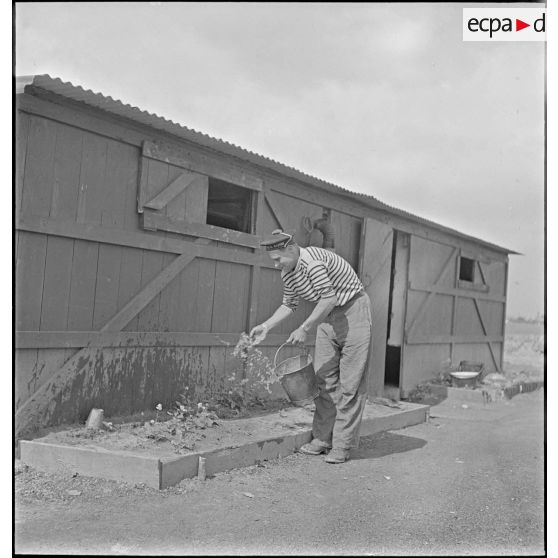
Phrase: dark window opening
[
  {"left": 206, "top": 178, "right": 253, "bottom": 233},
  {"left": 459, "top": 257, "right": 475, "bottom": 282}
]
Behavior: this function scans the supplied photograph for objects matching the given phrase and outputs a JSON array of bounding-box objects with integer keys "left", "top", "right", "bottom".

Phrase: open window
[
  {"left": 459, "top": 256, "right": 475, "bottom": 282},
  {"left": 457, "top": 254, "right": 489, "bottom": 292},
  {"left": 206, "top": 178, "right": 253, "bottom": 233},
  {"left": 138, "top": 140, "right": 262, "bottom": 247}
]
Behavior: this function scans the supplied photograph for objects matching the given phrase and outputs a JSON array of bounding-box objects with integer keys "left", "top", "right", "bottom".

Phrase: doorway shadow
[{"left": 351, "top": 431, "right": 426, "bottom": 461}]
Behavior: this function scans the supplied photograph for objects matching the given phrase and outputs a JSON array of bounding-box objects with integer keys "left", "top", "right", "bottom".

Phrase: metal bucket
[{"left": 274, "top": 343, "right": 319, "bottom": 406}]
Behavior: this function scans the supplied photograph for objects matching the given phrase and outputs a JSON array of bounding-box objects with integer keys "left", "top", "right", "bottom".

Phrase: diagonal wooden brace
[
  {"left": 143, "top": 171, "right": 201, "bottom": 211},
  {"left": 15, "top": 251, "right": 196, "bottom": 433}
]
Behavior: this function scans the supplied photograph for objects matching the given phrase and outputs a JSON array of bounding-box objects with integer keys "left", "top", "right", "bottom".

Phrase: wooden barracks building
[{"left": 15, "top": 75, "right": 516, "bottom": 434}]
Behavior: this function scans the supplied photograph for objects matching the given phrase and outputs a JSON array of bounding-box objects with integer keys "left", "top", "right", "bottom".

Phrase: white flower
[
  {"left": 150, "top": 419, "right": 155, "bottom": 425},
  {"left": 155, "top": 403, "right": 163, "bottom": 411}
]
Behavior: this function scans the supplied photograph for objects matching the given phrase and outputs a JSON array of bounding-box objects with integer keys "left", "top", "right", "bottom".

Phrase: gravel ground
[{"left": 14, "top": 389, "right": 545, "bottom": 556}]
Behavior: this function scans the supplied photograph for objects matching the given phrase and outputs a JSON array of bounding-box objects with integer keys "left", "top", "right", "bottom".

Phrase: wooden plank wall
[
  {"left": 14, "top": 98, "right": 364, "bottom": 433},
  {"left": 401, "top": 235, "right": 508, "bottom": 395},
  {"left": 15, "top": 91, "right": 510, "bottom": 431}
]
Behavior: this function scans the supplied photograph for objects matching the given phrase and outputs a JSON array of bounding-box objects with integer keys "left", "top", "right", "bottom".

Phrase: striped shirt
[{"left": 281, "top": 247, "right": 363, "bottom": 311}]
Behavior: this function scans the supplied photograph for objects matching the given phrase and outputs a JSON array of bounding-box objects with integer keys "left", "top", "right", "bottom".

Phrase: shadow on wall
[{"left": 352, "top": 431, "right": 427, "bottom": 461}]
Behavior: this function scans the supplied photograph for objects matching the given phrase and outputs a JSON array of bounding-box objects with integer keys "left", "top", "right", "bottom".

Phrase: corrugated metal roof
[{"left": 17, "top": 74, "right": 516, "bottom": 254}]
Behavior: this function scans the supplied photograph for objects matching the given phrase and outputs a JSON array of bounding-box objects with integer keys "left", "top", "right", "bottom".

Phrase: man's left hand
[{"left": 287, "top": 327, "right": 307, "bottom": 346}]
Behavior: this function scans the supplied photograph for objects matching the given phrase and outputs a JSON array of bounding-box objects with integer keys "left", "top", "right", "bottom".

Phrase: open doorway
[{"left": 383, "top": 231, "right": 410, "bottom": 399}]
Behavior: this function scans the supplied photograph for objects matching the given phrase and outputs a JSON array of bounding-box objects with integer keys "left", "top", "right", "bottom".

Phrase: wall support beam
[{"left": 17, "top": 216, "right": 274, "bottom": 268}]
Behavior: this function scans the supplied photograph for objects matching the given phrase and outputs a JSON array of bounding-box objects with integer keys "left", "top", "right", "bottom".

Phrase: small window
[
  {"left": 206, "top": 178, "right": 253, "bottom": 233},
  {"left": 459, "top": 257, "right": 475, "bottom": 282}
]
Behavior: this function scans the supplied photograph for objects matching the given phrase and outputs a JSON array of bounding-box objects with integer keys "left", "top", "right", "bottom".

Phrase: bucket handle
[{"left": 273, "top": 342, "right": 310, "bottom": 369}]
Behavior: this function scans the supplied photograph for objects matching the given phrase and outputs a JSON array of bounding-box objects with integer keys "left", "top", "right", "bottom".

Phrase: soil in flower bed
[{"left": 28, "top": 401, "right": 315, "bottom": 459}]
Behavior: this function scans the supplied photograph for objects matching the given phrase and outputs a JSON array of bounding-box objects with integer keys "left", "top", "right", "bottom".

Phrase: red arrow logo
[{"left": 516, "top": 19, "right": 530, "bottom": 31}]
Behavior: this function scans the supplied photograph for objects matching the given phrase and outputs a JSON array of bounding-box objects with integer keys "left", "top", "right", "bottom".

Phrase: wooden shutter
[
  {"left": 359, "top": 218, "right": 394, "bottom": 397},
  {"left": 138, "top": 140, "right": 261, "bottom": 248}
]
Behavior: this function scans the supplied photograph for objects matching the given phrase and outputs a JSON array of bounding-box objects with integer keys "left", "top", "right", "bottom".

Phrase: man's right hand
[{"left": 249, "top": 323, "right": 268, "bottom": 342}]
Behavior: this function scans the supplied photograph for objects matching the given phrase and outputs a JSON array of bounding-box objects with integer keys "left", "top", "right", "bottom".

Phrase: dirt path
[{"left": 15, "top": 389, "right": 544, "bottom": 555}]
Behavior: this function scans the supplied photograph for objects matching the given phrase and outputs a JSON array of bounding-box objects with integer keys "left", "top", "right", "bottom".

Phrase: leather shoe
[
  {"left": 324, "top": 448, "right": 350, "bottom": 464},
  {"left": 299, "top": 439, "right": 331, "bottom": 455}
]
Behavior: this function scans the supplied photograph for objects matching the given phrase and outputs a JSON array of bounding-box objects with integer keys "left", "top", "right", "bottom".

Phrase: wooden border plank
[
  {"left": 20, "top": 402, "right": 427, "bottom": 489},
  {"left": 19, "top": 441, "right": 161, "bottom": 489}
]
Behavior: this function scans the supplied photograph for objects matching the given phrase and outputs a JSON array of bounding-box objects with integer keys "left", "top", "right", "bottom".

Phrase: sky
[{"left": 14, "top": 2, "right": 546, "bottom": 318}]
